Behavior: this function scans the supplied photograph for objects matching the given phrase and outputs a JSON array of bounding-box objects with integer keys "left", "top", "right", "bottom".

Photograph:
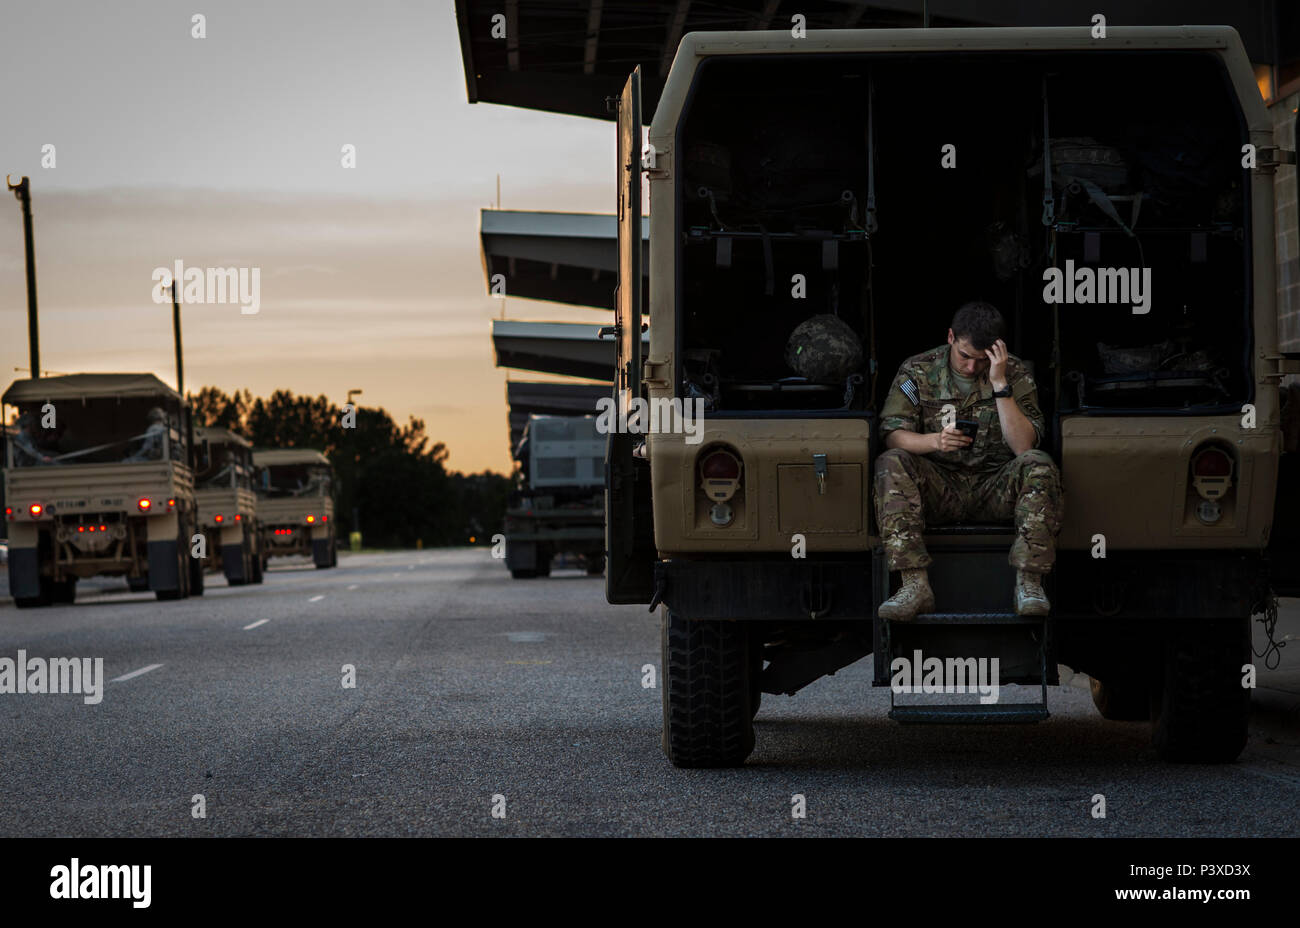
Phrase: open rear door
[{"left": 606, "top": 67, "right": 656, "bottom": 604}]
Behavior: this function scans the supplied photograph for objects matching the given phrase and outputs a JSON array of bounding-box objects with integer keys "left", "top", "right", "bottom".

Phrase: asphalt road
[{"left": 0, "top": 548, "right": 1296, "bottom": 837}]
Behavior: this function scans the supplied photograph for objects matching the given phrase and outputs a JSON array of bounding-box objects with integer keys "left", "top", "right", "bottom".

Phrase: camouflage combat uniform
[{"left": 875, "top": 344, "right": 1064, "bottom": 572}]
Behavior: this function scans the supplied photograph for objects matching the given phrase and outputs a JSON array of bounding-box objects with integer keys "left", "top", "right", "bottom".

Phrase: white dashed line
[
  {"left": 309, "top": 595, "right": 325, "bottom": 602},
  {"left": 111, "top": 664, "right": 163, "bottom": 683},
  {"left": 347, "top": 584, "right": 358, "bottom": 591},
  {"left": 243, "top": 619, "right": 269, "bottom": 630}
]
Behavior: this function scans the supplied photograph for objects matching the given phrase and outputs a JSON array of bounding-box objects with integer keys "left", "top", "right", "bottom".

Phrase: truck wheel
[
  {"left": 14, "top": 574, "right": 53, "bottom": 608},
  {"left": 188, "top": 545, "right": 205, "bottom": 597},
  {"left": 156, "top": 533, "right": 190, "bottom": 601},
  {"left": 51, "top": 578, "right": 77, "bottom": 605},
  {"left": 585, "top": 555, "right": 606, "bottom": 576},
  {"left": 1089, "top": 676, "right": 1149, "bottom": 721},
  {"left": 128, "top": 575, "right": 150, "bottom": 593},
  {"left": 661, "top": 608, "right": 756, "bottom": 768},
  {"left": 1150, "top": 617, "right": 1250, "bottom": 763}
]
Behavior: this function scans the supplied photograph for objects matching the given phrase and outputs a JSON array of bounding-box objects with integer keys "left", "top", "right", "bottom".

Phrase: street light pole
[
  {"left": 171, "top": 280, "right": 184, "bottom": 396},
  {"left": 7, "top": 176, "right": 40, "bottom": 378}
]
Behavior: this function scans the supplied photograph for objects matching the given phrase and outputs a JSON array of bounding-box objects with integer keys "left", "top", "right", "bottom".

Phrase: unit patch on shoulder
[{"left": 900, "top": 378, "right": 920, "bottom": 405}]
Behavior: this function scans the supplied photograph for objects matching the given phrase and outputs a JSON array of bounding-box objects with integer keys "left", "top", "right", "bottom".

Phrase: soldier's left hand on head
[{"left": 985, "top": 339, "right": 1009, "bottom": 391}]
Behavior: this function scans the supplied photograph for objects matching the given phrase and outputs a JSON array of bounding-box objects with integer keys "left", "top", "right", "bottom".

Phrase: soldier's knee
[
  {"left": 1017, "top": 449, "right": 1058, "bottom": 474},
  {"left": 876, "top": 448, "right": 915, "bottom": 474}
]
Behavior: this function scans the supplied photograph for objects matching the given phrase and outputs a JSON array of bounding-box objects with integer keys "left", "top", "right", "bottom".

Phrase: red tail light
[
  {"left": 1192, "top": 448, "right": 1232, "bottom": 477},
  {"left": 137, "top": 498, "right": 152, "bottom": 511},
  {"left": 78, "top": 525, "right": 86, "bottom": 533},
  {"left": 29, "top": 503, "right": 43, "bottom": 517},
  {"left": 167, "top": 498, "right": 176, "bottom": 509},
  {"left": 306, "top": 514, "right": 316, "bottom": 523},
  {"left": 234, "top": 514, "right": 241, "bottom": 521},
  {"left": 701, "top": 451, "right": 741, "bottom": 480},
  {"left": 214, "top": 514, "right": 224, "bottom": 523}
]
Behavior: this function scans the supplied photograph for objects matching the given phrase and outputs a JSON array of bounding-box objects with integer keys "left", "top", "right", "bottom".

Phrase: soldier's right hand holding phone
[{"left": 935, "top": 425, "right": 974, "bottom": 453}]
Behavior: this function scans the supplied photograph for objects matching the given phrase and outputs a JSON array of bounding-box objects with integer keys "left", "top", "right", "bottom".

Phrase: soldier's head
[
  {"left": 947, "top": 301, "right": 1005, "bottom": 377},
  {"left": 146, "top": 406, "right": 167, "bottom": 425},
  {"left": 16, "top": 411, "right": 36, "bottom": 435}
]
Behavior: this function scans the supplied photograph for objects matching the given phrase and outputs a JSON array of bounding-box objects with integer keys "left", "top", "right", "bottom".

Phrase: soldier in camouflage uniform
[{"left": 875, "top": 302, "right": 1063, "bottom": 620}]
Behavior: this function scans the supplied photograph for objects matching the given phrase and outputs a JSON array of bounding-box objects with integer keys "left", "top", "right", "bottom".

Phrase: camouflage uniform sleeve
[
  {"left": 879, "top": 365, "right": 921, "bottom": 438},
  {"left": 1010, "top": 361, "right": 1046, "bottom": 448}
]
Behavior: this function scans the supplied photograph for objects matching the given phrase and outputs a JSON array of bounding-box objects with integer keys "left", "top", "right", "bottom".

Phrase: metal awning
[
  {"left": 492, "top": 319, "right": 647, "bottom": 381},
  {"left": 456, "top": 0, "right": 1285, "bottom": 122},
  {"left": 481, "top": 209, "right": 647, "bottom": 310}
]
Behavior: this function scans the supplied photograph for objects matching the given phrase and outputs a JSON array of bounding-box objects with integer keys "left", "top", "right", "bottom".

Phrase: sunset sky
[{"left": 0, "top": 0, "right": 613, "bottom": 473}]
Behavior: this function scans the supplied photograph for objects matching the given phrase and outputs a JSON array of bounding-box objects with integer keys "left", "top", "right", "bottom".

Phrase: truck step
[
  {"left": 907, "top": 612, "right": 1044, "bottom": 625},
  {"left": 889, "top": 703, "right": 1049, "bottom": 724}
]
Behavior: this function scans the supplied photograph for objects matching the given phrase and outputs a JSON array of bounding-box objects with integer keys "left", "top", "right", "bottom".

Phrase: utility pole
[
  {"left": 171, "top": 279, "right": 184, "bottom": 396},
  {"left": 7, "top": 176, "right": 40, "bottom": 378}
]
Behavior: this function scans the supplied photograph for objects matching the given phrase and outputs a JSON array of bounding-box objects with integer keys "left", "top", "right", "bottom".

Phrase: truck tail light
[
  {"left": 29, "top": 503, "right": 43, "bottom": 517},
  {"left": 698, "top": 447, "right": 743, "bottom": 508},
  {"left": 167, "top": 498, "right": 176, "bottom": 509},
  {"left": 214, "top": 514, "right": 224, "bottom": 523},
  {"left": 701, "top": 450, "right": 741, "bottom": 480},
  {"left": 306, "top": 514, "right": 315, "bottom": 523},
  {"left": 1191, "top": 445, "right": 1234, "bottom": 503},
  {"left": 138, "top": 498, "right": 152, "bottom": 511}
]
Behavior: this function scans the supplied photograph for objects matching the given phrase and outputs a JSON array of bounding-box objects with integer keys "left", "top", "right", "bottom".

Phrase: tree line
[{"left": 188, "top": 386, "right": 511, "bottom": 549}]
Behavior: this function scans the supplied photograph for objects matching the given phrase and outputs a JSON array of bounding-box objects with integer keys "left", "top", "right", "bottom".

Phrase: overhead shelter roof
[
  {"left": 492, "top": 319, "right": 648, "bottom": 381},
  {"left": 505, "top": 380, "right": 609, "bottom": 449},
  {"left": 252, "top": 449, "right": 331, "bottom": 467},
  {"left": 481, "top": 209, "right": 647, "bottom": 310},
  {"left": 455, "top": 0, "right": 1288, "bottom": 123},
  {"left": 195, "top": 426, "right": 253, "bottom": 449},
  {"left": 3, "top": 373, "right": 181, "bottom": 405}
]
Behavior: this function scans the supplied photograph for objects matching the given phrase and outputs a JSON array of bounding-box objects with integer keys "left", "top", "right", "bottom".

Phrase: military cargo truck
[
  {"left": 505, "top": 414, "right": 606, "bottom": 578},
  {"left": 605, "top": 27, "right": 1299, "bottom": 766},
  {"left": 3, "top": 373, "right": 204, "bottom": 605},
  {"left": 194, "top": 426, "right": 262, "bottom": 586},
  {"left": 253, "top": 448, "right": 336, "bottom": 569}
]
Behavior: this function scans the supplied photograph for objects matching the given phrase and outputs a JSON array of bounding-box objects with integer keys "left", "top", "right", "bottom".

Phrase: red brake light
[
  {"left": 99, "top": 524, "right": 106, "bottom": 531},
  {"left": 1193, "top": 448, "right": 1232, "bottom": 477},
  {"left": 701, "top": 451, "right": 741, "bottom": 480},
  {"left": 306, "top": 514, "right": 315, "bottom": 523},
  {"left": 167, "top": 498, "right": 176, "bottom": 509},
  {"left": 78, "top": 525, "right": 86, "bottom": 532},
  {"left": 322, "top": 515, "right": 328, "bottom": 522},
  {"left": 234, "top": 514, "right": 241, "bottom": 521},
  {"left": 214, "top": 514, "right": 224, "bottom": 523},
  {"left": 138, "top": 498, "right": 152, "bottom": 511},
  {"left": 29, "top": 503, "right": 43, "bottom": 517}
]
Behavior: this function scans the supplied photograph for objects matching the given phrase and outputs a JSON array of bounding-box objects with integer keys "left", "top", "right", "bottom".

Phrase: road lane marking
[
  {"left": 347, "top": 584, "right": 358, "bottom": 591},
  {"left": 309, "top": 595, "right": 325, "bottom": 602},
  {"left": 243, "top": 619, "right": 269, "bottom": 630},
  {"left": 111, "top": 664, "right": 163, "bottom": 683}
]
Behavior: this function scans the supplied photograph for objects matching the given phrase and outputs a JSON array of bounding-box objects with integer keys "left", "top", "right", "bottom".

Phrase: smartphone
[{"left": 955, "top": 419, "right": 979, "bottom": 441}]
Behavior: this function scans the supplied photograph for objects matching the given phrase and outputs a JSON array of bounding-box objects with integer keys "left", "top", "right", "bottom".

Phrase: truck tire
[
  {"left": 156, "top": 532, "right": 190, "bottom": 601},
  {"left": 510, "top": 568, "right": 538, "bottom": 579},
  {"left": 188, "top": 541, "right": 205, "bottom": 597},
  {"left": 51, "top": 578, "right": 77, "bottom": 605},
  {"left": 1150, "top": 617, "right": 1250, "bottom": 763},
  {"left": 14, "top": 573, "right": 53, "bottom": 608},
  {"left": 1090, "top": 676, "right": 1149, "bottom": 721},
  {"left": 585, "top": 555, "right": 606, "bottom": 576},
  {"left": 661, "top": 608, "right": 756, "bottom": 768},
  {"left": 128, "top": 575, "right": 150, "bottom": 593}
]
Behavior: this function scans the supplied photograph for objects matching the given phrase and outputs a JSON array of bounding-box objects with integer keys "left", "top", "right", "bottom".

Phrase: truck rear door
[{"left": 605, "top": 67, "right": 656, "bottom": 604}]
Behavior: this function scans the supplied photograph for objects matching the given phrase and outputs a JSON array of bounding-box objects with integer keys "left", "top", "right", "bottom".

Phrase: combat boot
[
  {"left": 1015, "top": 569, "right": 1050, "bottom": 616},
  {"left": 878, "top": 569, "right": 935, "bottom": 622}
]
